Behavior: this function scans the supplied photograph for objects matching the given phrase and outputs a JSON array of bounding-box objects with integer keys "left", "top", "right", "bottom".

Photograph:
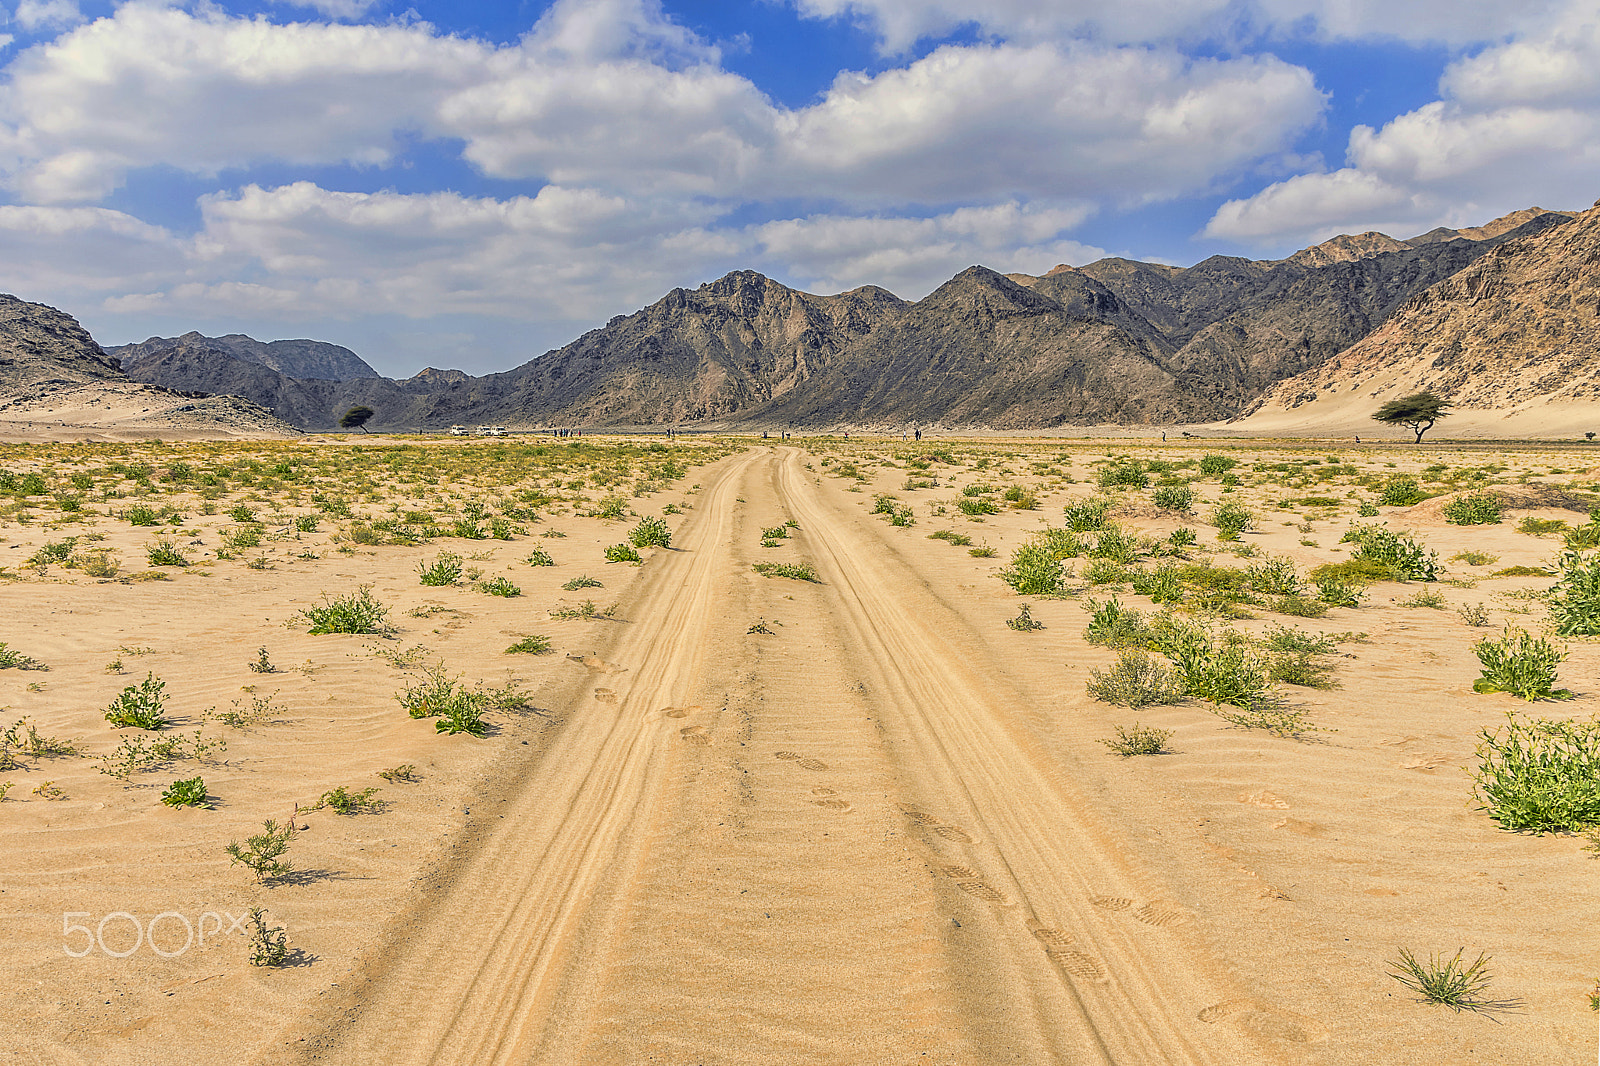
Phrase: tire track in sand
[
  {"left": 773, "top": 448, "right": 1249, "bottom": 1066},
  {"left": 264, "top": 449, "right": 762, "bottom": 1066}
]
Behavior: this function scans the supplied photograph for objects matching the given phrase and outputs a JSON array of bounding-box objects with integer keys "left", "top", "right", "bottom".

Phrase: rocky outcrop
[{"left": 112, "top": 331, "right": 379, "bottom": 381}]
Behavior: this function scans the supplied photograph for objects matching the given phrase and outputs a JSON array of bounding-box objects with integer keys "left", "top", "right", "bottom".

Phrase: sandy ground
[{"left": 2, "top": 436, "right": 1598, "bottom": 1064}]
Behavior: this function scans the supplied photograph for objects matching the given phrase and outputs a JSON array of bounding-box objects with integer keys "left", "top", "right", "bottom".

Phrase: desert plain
[{"left": 1, "top": 432, "right": 1597, "bottom": 1065}]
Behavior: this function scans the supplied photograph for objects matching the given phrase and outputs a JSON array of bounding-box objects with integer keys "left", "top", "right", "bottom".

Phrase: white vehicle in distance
[
  {"left": 448, "top": 425, "right": 469, "bottom": 436},
  {"left": 476, "top": 425, "right": 508, "bottom": 436}
]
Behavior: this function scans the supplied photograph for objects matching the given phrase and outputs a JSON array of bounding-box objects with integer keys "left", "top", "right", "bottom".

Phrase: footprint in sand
[
  {"left": 661, "top": 706, "right": 696, "bottom": 719},
  {"left": 1028, "top": 924, "right": 1075, "bottom": 951},
  {"left": 1198, "top": 999, "right": 1328, "bottom": 1044},
  {"left": 1133, "top": 900, "right": 1195, "bottom": 927},
  {"left": 1047, "top": 949, "right": 1108, "bottom": 983},
  {"left": 593, "top": 688, "right": 618, "bottom": 703},
  {"left": 773, "top": 751, "right": 801, "bottom": 761},
  {"left": 811, "top": 798, "right": 853, "bottom": 811},
  {"left": 1089, "top": 896, "right": 1133, "bottom": 912},
  {"left": 797, "top": 758, "right": 829, "bottom": 772},
  {"left": 679, "top": 725, "right": 709, "bottom": 746},
  {"left": 943, "top": 864, "right": 979, "bottom": 879},
  {"left": 896, "top": 805, "right": 975, "bottom": 842},
  {"left": 811, "top": 787, "right": 836, "bottom": 796},
  {"left": 954, "top": 880, "right": 1008, "bottom": 905}
]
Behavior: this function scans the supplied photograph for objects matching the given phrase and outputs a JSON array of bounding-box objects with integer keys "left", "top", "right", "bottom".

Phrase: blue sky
[{"left": 0, "top": 0, "right": 1593, "bottom": 375}]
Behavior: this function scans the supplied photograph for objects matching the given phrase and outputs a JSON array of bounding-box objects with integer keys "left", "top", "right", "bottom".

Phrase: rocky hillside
[
  {"left": 1239, "top": 201, "right": 1600, "bottom": 435},
  {"left": 112, "top": 331, "right": 379, "bottom": 381},
  {"left": 0, "top": 295, "right": 297, "bottom": 438},
  {"left": 118, "top": 205, "right": 1583, "bottom": 431}
]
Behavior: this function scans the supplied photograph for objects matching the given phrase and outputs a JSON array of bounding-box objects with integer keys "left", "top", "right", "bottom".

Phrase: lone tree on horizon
[
  {"left": 1373, "top": 391, "right": 1450, "bottom": 443},
  {"left": 340, "top": 405, "right": 375, "bottom": 432}
]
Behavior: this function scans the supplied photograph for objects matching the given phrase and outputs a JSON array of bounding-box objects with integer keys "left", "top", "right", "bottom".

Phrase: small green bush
[
  {"left": 0, "top": 643, "right": 45, "bottom": 670},
  {"left": 122, "top": 503, "right": 161, "bottom": 526},
  {"left": 1452, "top": 550, "right": 1499, "bottom": 566},
  {"left": 1084, "top": 596, "right": 1148, "bottom": 647},
  {"left": 1274, "top": 593, "right": 1329, "bottom": 618},
  {"left": 1062, "top": 498, "right": 1111, "bottom": 531},
  {"left": 300, "top": 586, "right": 393, "bottom": 635},
  {"left": 506, "top": 635, "right": 553, "bottom": 654},
  {"left": 1473, "top": 713, "right": 1600, "bottom": 831},
  {"left": 247, "top": 908, "right": 290, "bottom": 967},
  {"left": 1098, "top": 722, "right": 1175, "bottom": 756},
  {"left": 604, "top": 543, "right": 642, "bottom": 563},
  {"left": 1000, "top": 539, "right": 1071, "bottom": 596},
  {"left": 1087, "top": 650, "right": 1184, "bottom": 708},
  {"left": 1550, "top": 550, "right": 1600, "bottom": 636},
  {"left": 1006, "top": 605, "right": 1044, "bottom": 631},
  {"left": 1246, "top": 556, "right": 1302, "bottom": 596},
  {"left": 1210, "top": 500, "right": 1253, "bottom": 540},
  {"left": 1442, "top": 492, "right": 1503, "bottom": 525},
  {"left": 225, "top": 819, "right": 296, "bottom": 883},
  {"left": 146, "top": 538, "right": 189, "bottom": 567},
  {"left": 1150, "top": 483, "right": 1194, "bottom": 512},
  {"left": 1096, "top": 458, "right": 1148, "bottom": 489},
  {"left": 629, "top": 515, "right": 672, "bottom": 548},
  {"left": 160, "top": 775, "right": 209, "bottom": 808},
  {"left": 314, "top": 785, "right": 384, "bottom": 815},
  {"left": 1198, "top": 454, "right": 1236, "bottom": 477},
  {"left": 1377, "top": 476, "right": 1425, "bottom": 507},
  {"left": 752, "top": 561, "right": 820, "bottom": 582},
  {"left": 1388, "top": 949, "right": 1498, "bottom": 1013},
  {"left": 525, "top": 547, "right": 554, "bottom": 566},
  {"left": 1340, "top": 524, "right": 1439, "bottom": 581},
  {"left": 957, "top": 497, "right": 996, "bottom": 517},
  {"left": 104, "top": 673, "right": 169, "bottom": 730},
  {"left": 397, "top": 669, "right": 489, "bottom": 736},
  {"left": 1517, "top": 516, "right": 1567, "bottom": 535},
  {"left": 1472, "top": 627, "right": 1573, "bottom": 700},
  {"left": 476, "top": 576, "right": 521, "bottom": 597},
  {"left": 417, "top": 551, "right": 463, "bottom": 586},
  {"left": 562, "top": 574, "right": 603, "bottom": 590}
]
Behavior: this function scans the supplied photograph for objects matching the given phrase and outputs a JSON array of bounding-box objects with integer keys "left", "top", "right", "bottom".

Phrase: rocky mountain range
[{"left": 7, "top": 203, "right": 1587, "bottom": 436}]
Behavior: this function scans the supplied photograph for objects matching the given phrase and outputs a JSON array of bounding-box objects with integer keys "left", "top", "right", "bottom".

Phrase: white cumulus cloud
[{"left": 1206, "top": 3, "right": 1600, "bottom": 248}]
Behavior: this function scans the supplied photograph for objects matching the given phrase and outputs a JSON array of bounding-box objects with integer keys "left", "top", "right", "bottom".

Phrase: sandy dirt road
[{"left": 265, "top": 446, "right": 1268, "bottom": 1065}]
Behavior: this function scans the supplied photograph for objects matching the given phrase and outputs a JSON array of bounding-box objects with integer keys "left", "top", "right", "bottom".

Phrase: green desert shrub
[
  {"left": 1086, "top": 650, "right": 1184, "bottom": 709},
  {"left": 1209, "top": 500, "right": 1253, "bottom": 540},
  {"left": 525, "top": 547, "right": 554, "bottom": 566},
  {"left": 1388, "top": 949, "right": 1499, "bottom": 1013},
  {"left": 160, "top": 775, "right": 209, "bottom": 808},
  {"left": 505, "top": 635, "right": 553, "bottom": 654},
  {"left": 1518, "top": 517, "right": 1568, "bottom": 534},
  {"left": 299, "top": 586, "right": 393, "bottom": 635},
  {"left": 1096, "top": 458, "right": 1148, "bottom": 489},
  {"left": 1443, "top": 492, "right": 1503, "bottom": 525},
  {"left": 476, "top": 576, "right": 521, "bottom": 597},
  {"left": 1549, "top": 550, "right": 1600, "bottom": 636},
  {"left": 418, "top": 551, "right": 463, "bottom": 586},
  {"left": 1340, "top": 524, "right": 1439, "bottom": 581},
  {"left": 1473, "top": 713, "right": 1600, "bottom": 832},
  {"left": 1084, "top": 596, "right": 1148, "bottom": 648},
  {"left": 751, "top": 561, "right": 820, "bottom": 582},
  {"left": 1061, "top": 498, "right": 1111, "bottom": 531},
  {"left": 104, "top": 673, "right": 169, "bottom": 730},
  {"left": 1377, "top": 475, "right": 1425, "bottom": 507},
  {"left": 1472, "top": 627, "right": 1573, "bottom": 700},
  {"left": 145, "top": 538, "right": 188, "bottom": 567},
  {"left": 1000, "top": 538, "right": 1072, "bottom": 596},
  {"left": 1006, "top": 604, "right": 1044, "bottom": 631},
  {"left": 629, "top": 515, "right": 672, "bottom": 548},
  {"left": 604, "top": 543, "right": 642, "bottom": 563},
  {"left": 1246, "top": 556, "right": 1303, "bottom": 596},
  {"left": 1151, "top": 483, "right": 1194, "bottom": 512},
  {"left": 225, "top": 820, "right": 296, "bottom": 883},
  {"left": 1098, "top": 722, "right": 1175, "bottom": 756},
  {"left": 1197, "top": 454, "right": 1236, "bottom": 477},
  {"left": 397, "top": 669, "right": 490, "bottom": 736},
  {"left": 313, "top": 785, "right": 384, "bottom": 815}
]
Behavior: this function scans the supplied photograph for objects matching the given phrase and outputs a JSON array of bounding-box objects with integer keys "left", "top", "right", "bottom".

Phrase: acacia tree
[
  {"left": 1374, "top": 392, "right": 1450, "bottom": 443},
  {"left": 339, "top": 406, "right": 375, "bottom": 432}
]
